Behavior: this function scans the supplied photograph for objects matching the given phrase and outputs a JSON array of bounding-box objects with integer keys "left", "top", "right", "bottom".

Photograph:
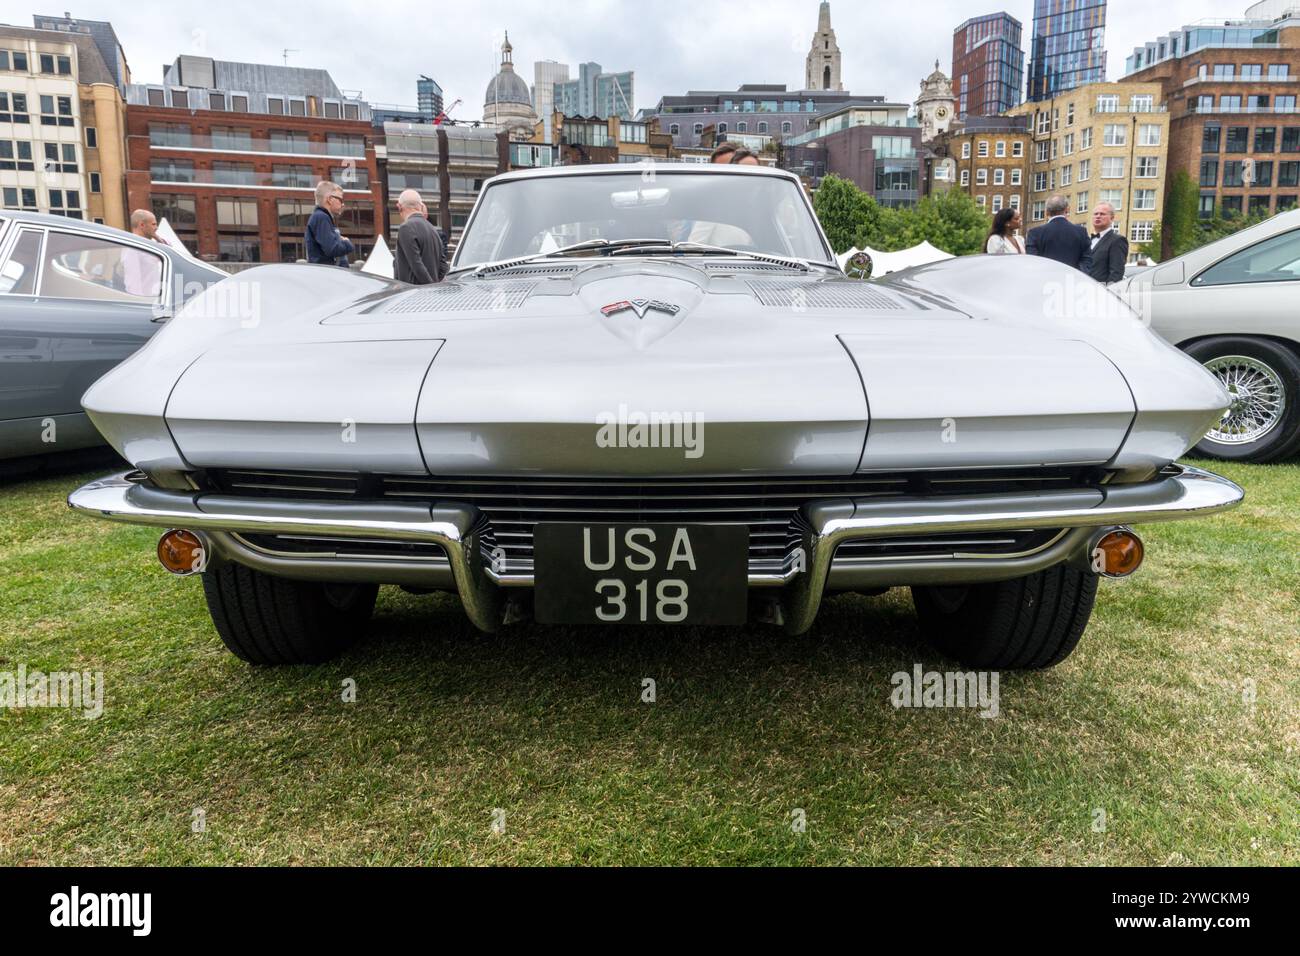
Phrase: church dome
[{"left": 484, "top": 32, "right": 532, "bottom": 107}]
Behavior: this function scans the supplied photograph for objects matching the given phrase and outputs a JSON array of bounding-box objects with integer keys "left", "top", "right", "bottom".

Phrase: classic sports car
[
  {"left": 1120, "top": 207, "right": 1300, "bottom": 464},
  {"left": 0, "top": 211, "right": 225, "bottom": 463},
  {"left": 69, "top": 164, "right": 1244, "bottom": 669}
]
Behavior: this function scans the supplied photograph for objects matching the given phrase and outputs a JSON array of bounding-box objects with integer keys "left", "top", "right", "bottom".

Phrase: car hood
[{"left": 82, "top": 258, "right": 1228, "bottom": 478}]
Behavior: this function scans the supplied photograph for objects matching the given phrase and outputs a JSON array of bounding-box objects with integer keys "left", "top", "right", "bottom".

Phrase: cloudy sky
[{"left": 7, "top": 0, "right": 1243, "bottom": 111}]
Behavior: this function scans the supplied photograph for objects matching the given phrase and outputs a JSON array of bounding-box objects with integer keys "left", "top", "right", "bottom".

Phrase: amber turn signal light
[
  {"left": 157, "top": 529, "right": 207, "bottom": 576},
  {"left": 1091, "top": 528, "right": 1144, "bottom": 578}
]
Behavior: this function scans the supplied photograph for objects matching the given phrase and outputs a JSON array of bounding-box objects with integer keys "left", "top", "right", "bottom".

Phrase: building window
[
  {"left": 211, "top": 126, "right": 253, "bottom": 150},
  {"left": 1255, "top": 128, "right": 1277, "bottom": 153},
  {"left": 1130, "top": 95, "right": 1154, "bottom": 113},
  {"left": 1203, "top": 125, "right": 1221, "bottom": 153},
  {"left": 1213, "top": 64, "right": 1234, "bottom": 80},
  {"left": 1080, "top": 128, "right": 1093, "bottom": 150},
  {"left": 212, "top": 161, "right": 255, "bottom": 185},
  {"left": 150, "top": 158, "right": 195, "bottom": 182},
  {"left": 1077, "top": 158, "right": 1091, "bottom": 181},
  {"left": 669, "top": 124, "right": 679, "bottom": 135},
  {"left": 1009, "top": 194, "right": 1021, "bottom": 211},
  {"left": 961, "top": 142, "right": 971, "bottom": 159},
  {"left": 1253, "top": 160, "right": 1274, "bottom": 187},
  {"left": 2, "top": 187, "right": 38, "bottom": 210},
  {"left": 42, "top": 142, "right": 78, "bottom": 173},
  {"left": 736, "top": 122, "right": 747, "bottom": 133},
  {"left": 1130, "top": 221, "right": 1154, "bottom": 243},
  {"left": 1200, "top": 159, "right": 1219, "bottom": 187},
  {"left": 47, "top": 188, "right": 82, "bottom": 218},
  {"left": 1280, "top": 161, "right": 1300, "bottom": 187},
  {"left": 323, "top": 101, "right": 340, "bottom": 119},
  {"left": 717, "top": 123, "right": 727, "bottom": 135},
  {"left": 1279, "top": 96, "right": 1298, "bottom": 112},
  {"left": 171, "top": 89, "right": 188, "bottom": 109},
  {"left": 1031, "top": 201, "right": 1046, "bottom": 222},
  {"left": 1099, "top": 189, "right": 1123, "bottom": 211},
  {"left": 89, "top": 172, "right": 101, "bottom": 193},
  {"left": 1063, "top": 133, "right": 1074, "bottom": 155},
  {"left": 1012, "top": 141, "right": 1023, "bottom": 157},
  {"left": 1033, "top": 171, "right": 1048, "bottom": 192},
  {"left": 1133, "top": 189, "right": 1157, "bottom": 211},
  {"left": 0, "top": 140, "right": 34, "bottom": 171},
  {"left": 976, "top": 168, "right": 988, "bottom": 185},
  {"left": 267, "top": 96, "right": 284, "bottom": 115},
  {"left": 231, "top": 94, "right": 248, "bottom": 112},
  {"left": 976, "top": 195, "right": 987, "bottom": 209},
  {"left": 995, "top": 141, "right": 1006, "bottom": 157},
  {"left": 1066, "top": 103, "right": 1075, "bottom": 126},
  {"left": 1223, "top": 160, "right": 1245, "bottom": 187},
  {"left": 1279, "top": 196, "right": 1298, "bottom": 211},
  {"left": 1284, "top": 128, "right": 1300, "bottom": 153},
  {"left": 992, "top": 195, "right": 1003, "bottom": 212},
  {"left": 1221, "top": 196, "right": 1244, "bottom": 217},
  {"left": 1136, "top": 156, "right": 1159, "bottom": 178},
  {"left": 1075, "top": 191, "right": 1089, "bottom": 214},
  {"left": 326, "top": 134, "right": 365, "bottom": 158},
  {"left": 1138, "top": 125, "right": 1161, "bottom": 146},
  {"left": 1060, "top": 165, "right": 1072, "bottom": 186},
  {"left": 1035, "top": 141, "right": 1049, "bottom": 162},
  {"left": 330, "top": 164, "right": 369, "bottom": 188},
  {"left": 1102, "top": 124, "right": 1127, "bottom": 147},
  {"left": 210, "top": 91, "right": 226, "bottom": 111},
  {"left": 1096, "top": 95, "right": 1118, "bottom": 113},
  {"left": 693, "top": 123, "right": 703, "bottom": 135},
  {"left": 1220, "top": 95, "right": 1243, "bottom": 112},
  {"left": 781, "top": 121, "right": 792, "bottom": 134},
  {"left": 977, "top": 140, "right": 989, "bottom": 158},
  {"left": 1010, "top": 169, "right": 1022, "bottom": 186},
  {"left": 1225, "top": 127, "right": 1249, "bottom": 153},
  {"left": 271, "top": 164, "right": 313, "bottom": 188},
  {"left": 994, "top": 168, "right": 1005, "bottom": 185},
  {"left": 960, "top": 169, "right": 969, "bottom": 186}
]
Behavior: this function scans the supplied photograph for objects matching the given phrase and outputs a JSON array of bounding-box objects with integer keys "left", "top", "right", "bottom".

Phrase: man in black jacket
[
  {"left": 1025, "top": 194, "right": 1093, "bottom": 274},
  {"left": 1086, "top": 201, "right": 1129, "bottom": 285},
  {"left": 394, "top": 189, "right": 445, "bottom": 284},
  {"left": 305, "top": 181, "right": 355, "bottom": 267}
]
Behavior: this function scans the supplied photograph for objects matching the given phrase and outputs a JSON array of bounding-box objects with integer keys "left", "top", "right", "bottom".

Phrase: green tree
[
  {"left": 812, "top": 174, "right": 875, "bottom": 254},
  {"left": 1163, "top": 168, "right": 1199, "bottom": 257}
]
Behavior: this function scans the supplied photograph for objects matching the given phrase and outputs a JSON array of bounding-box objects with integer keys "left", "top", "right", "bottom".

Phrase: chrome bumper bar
[{"left": 70, "top": 465, "right": 1243, "bottom": 635}]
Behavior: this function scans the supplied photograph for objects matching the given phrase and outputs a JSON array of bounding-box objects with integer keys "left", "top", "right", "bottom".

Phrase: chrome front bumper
[{"left": 69, "top": 465, "right": 1244, "bottom": 635}]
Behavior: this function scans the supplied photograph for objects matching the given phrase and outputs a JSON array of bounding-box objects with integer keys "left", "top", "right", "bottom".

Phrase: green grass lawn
[{"left": 0, "top": 459, "right": 1296, "bottom": 866}]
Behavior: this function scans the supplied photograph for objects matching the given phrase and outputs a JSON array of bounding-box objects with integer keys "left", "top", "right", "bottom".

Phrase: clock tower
[{"left": 915, "top": 60, "right": 956, "bottom": 144}]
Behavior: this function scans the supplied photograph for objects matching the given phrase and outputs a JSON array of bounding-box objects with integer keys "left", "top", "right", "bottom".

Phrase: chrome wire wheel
[{"left": 1204, "top": 354, "right": 1287, "bottom": 445}]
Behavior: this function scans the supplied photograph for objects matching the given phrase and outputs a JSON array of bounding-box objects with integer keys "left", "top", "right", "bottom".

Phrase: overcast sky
[{"left": 4, "top": 0, "right": 1243, "bottom": 111}]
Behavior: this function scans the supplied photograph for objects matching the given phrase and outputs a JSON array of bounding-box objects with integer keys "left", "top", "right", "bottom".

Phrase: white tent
[
  {"left": 837, "top": 241, "right": 953, "bottom": 276},
  {"left": 155, "top": 217, "right": 205, "bottom": 265},
  {"left": 361, "top": 235, "right": 395, "bottom": 278}
]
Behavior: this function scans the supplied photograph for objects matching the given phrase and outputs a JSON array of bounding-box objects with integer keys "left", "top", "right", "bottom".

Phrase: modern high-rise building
[
  {"left": 1027, "top": 0, "right": 1108, "bottom": 103},
  {"left": 532, "top": 60, "right": 569, "bottom": 123},
  {"left": 952, "top": 12, "right": 1025, "bottom": 118},
  {"left": 554, "top": 62, "right": 634, "bottom": 120},
  {"left": 416, "top": 75, "right": 443, "bottom": 121}
]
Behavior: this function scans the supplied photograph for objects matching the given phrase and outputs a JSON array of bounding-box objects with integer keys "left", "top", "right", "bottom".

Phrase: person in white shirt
[
  {"left": 985, "top": 208, "right": 1025, "bottom": 255},
  {"left": 122, "top": 209, "right": 163, "bottom": 298}
]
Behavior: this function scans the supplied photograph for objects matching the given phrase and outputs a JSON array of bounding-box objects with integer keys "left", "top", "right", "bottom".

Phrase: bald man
[{"left": 394, "top": 188, "right": 445, "bottom": 284}]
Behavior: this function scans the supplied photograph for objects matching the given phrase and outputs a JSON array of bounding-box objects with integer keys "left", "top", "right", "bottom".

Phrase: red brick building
[
  {"left": 1125, "top": 17, "right": 1300, "bottom": 220},
  {"left": 123, "top": 57, "right": 384, "bottom": 263}
]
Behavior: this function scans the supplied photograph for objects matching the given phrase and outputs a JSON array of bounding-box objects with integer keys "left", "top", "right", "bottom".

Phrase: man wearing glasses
[{"left": 305, "top": 181, "right": 355, "bottom": 267}]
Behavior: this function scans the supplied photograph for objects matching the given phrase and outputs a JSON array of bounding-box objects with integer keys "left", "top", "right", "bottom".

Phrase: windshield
[{"left": 454, "top": 171, "right": 832, "bottom": 268}]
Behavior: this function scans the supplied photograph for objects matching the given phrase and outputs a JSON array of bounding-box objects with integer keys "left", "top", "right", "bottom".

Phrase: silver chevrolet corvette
[{"left": 69, "top": 164, "right": 1244, "bottom": 669}]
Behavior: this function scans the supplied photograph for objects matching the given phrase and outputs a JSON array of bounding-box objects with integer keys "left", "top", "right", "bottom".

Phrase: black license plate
[{"left": 533, "top": 523, "right": 749, "bottom": 625}]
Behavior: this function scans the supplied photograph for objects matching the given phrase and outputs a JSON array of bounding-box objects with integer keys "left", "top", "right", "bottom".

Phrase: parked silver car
[
  {"left": 1121, "top": 208, "right": 1300, "bottom": 463},
  {"left": 0, "top": 211, "right": 224, "bottom": 463},
  {"left": 69, "top": 165, "right": 1243, "bottom": 669}
]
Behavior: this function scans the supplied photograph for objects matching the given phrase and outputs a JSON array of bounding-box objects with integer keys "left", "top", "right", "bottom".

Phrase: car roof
[
  {"left": 0, "top": 209, "right": 223, "bottom": 276},
  {"left": 486, "top": 162, "right": 804, "bottom": 187}
]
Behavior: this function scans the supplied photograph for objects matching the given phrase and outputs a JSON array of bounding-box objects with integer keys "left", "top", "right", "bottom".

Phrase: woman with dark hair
[
  {"left": 729, "top": 148, "right": 761, "bottom": 166},
  {"left": 985, "top": 207, "right": 1025, "bottom": 255}
]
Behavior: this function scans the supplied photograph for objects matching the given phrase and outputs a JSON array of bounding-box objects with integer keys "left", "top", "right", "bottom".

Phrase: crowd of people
[
  {"left": 292, "top": 153, "right": 1130, "bottom": 286},
  {"left": 985, "top": 194, "right": 1129, "bottom": 284}
]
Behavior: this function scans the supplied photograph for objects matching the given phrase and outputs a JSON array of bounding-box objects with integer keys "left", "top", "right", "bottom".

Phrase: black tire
[
  {"left": 911, "top": 564, "right": 1098, "bottom": 670},
  {"left": 200, "top": 563, "right": 378, "bottom": 665},
  {"left": 1183, "top": 336, "right": 1300, "bottom": 464}
]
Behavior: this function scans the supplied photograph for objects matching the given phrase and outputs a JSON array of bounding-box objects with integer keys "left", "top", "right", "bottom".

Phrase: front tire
[
  {"left": 1184, "top": 336, "right": 1300, "bottom": 464},
  {"left": 911, "top": 564, "right": 1098, "bottom": 669},
  {"left": 201, "top": 563, "right": 378, "bottom": 665}
]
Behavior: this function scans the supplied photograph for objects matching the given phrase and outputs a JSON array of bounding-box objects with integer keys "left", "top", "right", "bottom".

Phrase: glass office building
[{"left": 1027, "top": 0, "right": 1107, "bottom": 102}]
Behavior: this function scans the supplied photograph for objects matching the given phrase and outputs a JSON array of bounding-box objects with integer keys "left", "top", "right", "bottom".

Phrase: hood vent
[
  {"left": 747, "top": 280, "right": 904, "bottom": 310},
  {"left": 381, "top": 282, "right": 537, "bottom": 314}
]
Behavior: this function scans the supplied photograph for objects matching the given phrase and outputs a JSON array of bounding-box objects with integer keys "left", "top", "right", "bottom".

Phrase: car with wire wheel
[
  {"left": 1120, "top": 207, "right": 1300, "bottom": 464},
  {"left": 68, "top": 164, "right": 1244, "bottom": 670}
]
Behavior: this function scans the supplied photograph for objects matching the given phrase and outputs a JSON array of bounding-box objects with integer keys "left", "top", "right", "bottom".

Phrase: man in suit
[
  {"left": 1086, "top": 202, "right": 1129, "bottom": 285},
  {"left": 1025, "top": 195, "right": 1093, "bottom": 274},
  {"left": 394, "top": 189, "right": 445, "bottom": 285}
]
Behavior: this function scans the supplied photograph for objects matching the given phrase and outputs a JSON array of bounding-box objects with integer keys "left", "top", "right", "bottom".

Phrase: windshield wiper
[
  {"left": 468, "top": 238, "right": 669, "bottom": 276},
  {"left": 608, "top": 240, "right": 814, "bottom": 273}
]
